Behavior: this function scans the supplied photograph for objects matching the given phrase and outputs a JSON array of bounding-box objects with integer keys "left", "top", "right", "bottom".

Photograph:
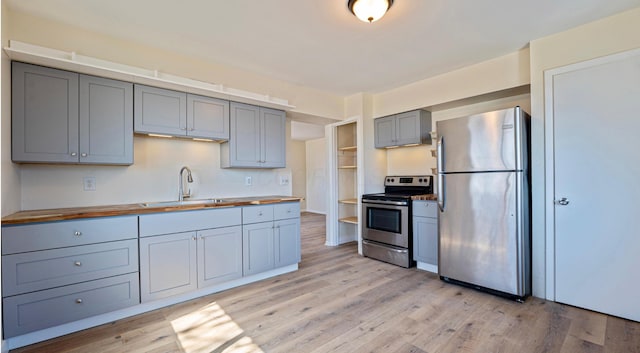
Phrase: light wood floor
[{"left": 12, "top": 212, "right": 640, "bottom": 353}]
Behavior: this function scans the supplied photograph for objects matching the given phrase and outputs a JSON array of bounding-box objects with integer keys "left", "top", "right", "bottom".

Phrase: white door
[{"left": 551, "top": 49, "right": 640, "bottom": 321}]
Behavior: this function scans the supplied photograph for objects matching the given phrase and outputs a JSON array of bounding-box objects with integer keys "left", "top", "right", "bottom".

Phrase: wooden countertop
[
  {"left": 411, "top": 194, "right": 438, "bottom": 201},
  {"left": 1, "top": 196, "right": 303, "bottom": 225}
]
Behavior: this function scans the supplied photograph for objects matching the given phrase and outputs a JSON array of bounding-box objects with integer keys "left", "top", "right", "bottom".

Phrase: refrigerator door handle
[{"left": 437, "top": 137, "right": 445, "bottom": 211}]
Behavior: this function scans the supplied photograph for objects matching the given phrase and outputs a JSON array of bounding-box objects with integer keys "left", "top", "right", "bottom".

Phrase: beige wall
[
  {"left": 288, "top": 139, "right": 307, "bottom": 211},
  {"left": 1, "top": 2, "right": 20, "bottom": 217},
  {"left": 372, "top": 48, "right": 530, "bottom": 118},
  {"left": 529, "top": 7, "right": 640, "bottom": 298},
  {"left": 305, "top": 138, "right": 327, "bottom": 214}
]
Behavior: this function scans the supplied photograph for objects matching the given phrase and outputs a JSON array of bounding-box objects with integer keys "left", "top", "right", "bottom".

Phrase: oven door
[{"left": 361, "top": 201, "right": 409, "bottom": 248}]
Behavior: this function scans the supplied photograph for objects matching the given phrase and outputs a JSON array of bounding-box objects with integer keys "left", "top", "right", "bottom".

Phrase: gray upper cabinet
[
  {"left": 374, "top": 110, "right": 432, "bottom": 148},
  {"left": 12, "top": 62, "right": 133, "bottom": 165},
  {"left": 134, "top": 85, "right": 230, "bottom": 140},
  {"left": 187, "top": 94, "right": 230, "bottom": 140},
  {"left": 221, "top": 102, "right": 286, "bottom": 168},
  {"left": 134, "top": 84, "right": 187, "bottom": 136},
  {"left": 79, "top": 75, "right": 133, "bottom": 164}
]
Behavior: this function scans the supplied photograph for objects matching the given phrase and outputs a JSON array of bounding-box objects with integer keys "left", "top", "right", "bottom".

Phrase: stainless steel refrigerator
[{"left": 436, "top": 106, "right": 531, "bottom": 299}]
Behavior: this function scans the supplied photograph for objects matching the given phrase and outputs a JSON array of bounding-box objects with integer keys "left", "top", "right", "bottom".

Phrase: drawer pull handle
[
  {"left": 75, "top": 298, "right": 83, "bottom": 304},
  {"left": 74, "top": 261, "right": 82, "bottom": 267},
  {"left": 258, "top": 212, "right": 263, "bottom": 216},
  {"left": 74, "top": 231, "right": 82, "bottom": 237}
]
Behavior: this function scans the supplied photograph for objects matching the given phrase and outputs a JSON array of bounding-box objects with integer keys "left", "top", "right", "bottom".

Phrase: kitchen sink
[{"left": 139, "top": 199, "right": 228, "bottom": 208}]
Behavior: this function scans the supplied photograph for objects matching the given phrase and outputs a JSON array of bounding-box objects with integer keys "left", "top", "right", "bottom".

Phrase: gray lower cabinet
[
  {"left": 3, "top": 273, "right": 140, "bottom": 338},
  {"left": 221, "top": 102, "right": 286, "bottom": 168},
  {"left": 242, "top": 202, "right": 301, "bottom": 275},
  {"left": 134, "top": 84, "right": 230, "bottom": 140},
  {"left": 139, "top": 231, "right": 198, "bottom": 302},
  {"left": 374, "top": 110, "right": 432, "bottom": 148},
  {"left": 138, "top": 208, "right": 243, "bottom": 302},
  {"left": 198, "top": 226, "right": 243, "bottom": 287},
  {"left": 12, "top": 62, "right": 133, "bottom": 164},
  {"left": 1, "top": 215, "right": 140, "bottom": 338},
  {"left": 412, "top": 201, "right": 438, "bottom": 267}
]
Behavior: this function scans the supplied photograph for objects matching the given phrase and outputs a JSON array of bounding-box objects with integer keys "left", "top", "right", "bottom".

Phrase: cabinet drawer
[
  {"left": 139, "top": 208, "right": 241, "bottom": 237},
  {"left": 412, "top": 201, "right": 438, "bottom": 218},
  {"left": 2, "top": 216, "right": 138, "bottom": 255},
  {"left": 242, "top": 205, "right": 274, "bottom": 224},
  {"left": 2, "top": 272, "right": 140, "bottom": 338},
  {"left": 274, "top": 202, "right": 300, "bottom": 220},
  {"left": 2, "top": 239, "right": 138, "bottom": 297}
]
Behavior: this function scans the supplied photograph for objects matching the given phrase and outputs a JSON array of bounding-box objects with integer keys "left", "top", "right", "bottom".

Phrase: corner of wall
[{"left": 1, "top": 3, "right": 22, "bottom": 217}]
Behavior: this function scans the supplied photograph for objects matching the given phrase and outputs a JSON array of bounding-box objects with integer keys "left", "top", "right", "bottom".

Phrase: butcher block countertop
[
  {"left": 411, "top": 194, "right": 438, "bottom": 201},
  {"left": 1, "top": 196, "right": 303, "bottom": 225}
]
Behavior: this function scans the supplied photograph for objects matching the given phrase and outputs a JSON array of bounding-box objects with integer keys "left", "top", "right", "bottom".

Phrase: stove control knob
[
  {"left": 391, "top": 178, "right": 395, "bottom": 182},
  {"left": 419, "top": 178, "right": 423, "bottom": 182}
]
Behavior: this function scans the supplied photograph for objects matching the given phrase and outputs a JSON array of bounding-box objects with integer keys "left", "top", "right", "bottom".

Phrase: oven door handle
[
  {"left": 362, "top": 200, "right": 408, "bottom": 206},
  {"left": 437, "top": 136, "right": 445, "bottom": 212}
]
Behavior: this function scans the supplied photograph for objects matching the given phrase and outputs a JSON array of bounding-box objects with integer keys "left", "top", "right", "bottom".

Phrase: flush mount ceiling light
[{"left": 348, "top": 0, "right": 394, "bottom": 23}]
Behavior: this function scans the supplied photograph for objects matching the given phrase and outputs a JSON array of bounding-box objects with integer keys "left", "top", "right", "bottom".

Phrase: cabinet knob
[
  {"left": 74, "top": 231, "right": 82, "bottom": 237},
  {"left": 81, "top": 153, "right": 87, "bottom": 157},
  {"left": 74, "top": 261, "right": 82, "bottom": 267},
  {"left": 71, "top": 152, "right": 77, "bottom": 156},
  {"left": 258, "top": 212, "right": 263, "bottom": 216},
  {"left": 192, "top": 236, "right": 197, "bottom": 240},
  {"left": 75, "top": 298, "right": 83, "bottom": 304}
]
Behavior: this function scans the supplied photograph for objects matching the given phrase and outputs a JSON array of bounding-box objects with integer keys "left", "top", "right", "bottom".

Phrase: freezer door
[
  {"left": 436, "top": 107, "right": 526, "bottom": 173},
  {"left": 438, "top": 172, "right": 529, "bottom": 296}
]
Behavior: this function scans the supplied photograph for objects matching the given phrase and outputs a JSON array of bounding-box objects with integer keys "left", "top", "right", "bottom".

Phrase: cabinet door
[
  {"left": 261, "top": 107, "right": 286, "bottom": 168},
  {"left": 243, "top": 222, "right": 275, "bottom": 275},
  {"left": 197, "top": 226, "right": 242, "bottom": 288},
  {"left": 413, "top": 216, "right": 438, "bottom": 265},
  {"left": 374, "top": 115, "right": 396, "bottom": 148},
  {"left": 134, "top": 84, "right": 187, "bottom": 135},
  {"left": 275, "top": 218, "right": 300, "bottom": 267},
  {"left": 395, "top": 111, "right": 422, "bottom": 146},
  {"left": 79, "top": 75, "right": 133, "bottom": 164},
  {"left": 227, "top": 102, "right": 261, "bottom": 167},
  {"left": 140, "top": 232, "right": 197, "bottom": 302},
  {"left": 187, "top": 94, "right": 229, "bottom": 140},
  {"left": 12, "top": 62, "right": 79, "bottom": 163}
]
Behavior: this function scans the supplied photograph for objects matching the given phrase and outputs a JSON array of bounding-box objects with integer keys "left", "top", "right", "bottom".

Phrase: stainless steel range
[{"left": 361, "top": 176, "right": 433, "bottom": 268}]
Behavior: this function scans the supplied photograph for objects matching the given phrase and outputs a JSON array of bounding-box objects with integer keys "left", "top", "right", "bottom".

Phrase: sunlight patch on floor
[{"left": 171, "top": 301, "right": 265, "bottom": 353}]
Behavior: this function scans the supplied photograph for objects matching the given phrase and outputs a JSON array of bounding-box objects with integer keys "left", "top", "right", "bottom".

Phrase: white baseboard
[{"left": 417, "top": 261, "right": 438, "bottom": 274}]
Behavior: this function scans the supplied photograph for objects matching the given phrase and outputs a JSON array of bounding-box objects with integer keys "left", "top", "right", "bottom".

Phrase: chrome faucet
[{"left": 178, "top": 166, "right": 193, "bottom": 201}]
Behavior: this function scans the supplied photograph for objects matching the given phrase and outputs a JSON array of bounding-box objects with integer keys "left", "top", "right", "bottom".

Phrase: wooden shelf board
[
  {"left": 338, "top": 165, "right": 357, "bottom": 169},
  {"left": 339, "top": 217, "right": 359, "bottom": 225},
  {"left": 339, "top": 198, "right": 358, "bottom": 205},
  {"left": 338, "top": 146, "right": 357, "bottom": 152}
]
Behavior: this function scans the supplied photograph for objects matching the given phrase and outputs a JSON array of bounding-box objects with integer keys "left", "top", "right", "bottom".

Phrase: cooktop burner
[{"left": 362, "top": 175, "right": 433, "bottom": 201}]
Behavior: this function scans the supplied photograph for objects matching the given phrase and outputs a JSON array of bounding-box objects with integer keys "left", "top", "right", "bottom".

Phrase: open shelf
[
  {"left": 338, "top": 217, "right": 358, "bottom": 225},
  {"left": 338, "top": 165, "right": 357, "bottom": 169},
  {"left": 339, "top": 198, "right": 358, "bottom": 205},
  {"left": 338, "top": 145, "right": 357, "bottom": 152}
]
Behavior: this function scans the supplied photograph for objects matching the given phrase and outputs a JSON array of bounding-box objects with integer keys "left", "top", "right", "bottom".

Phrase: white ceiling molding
[{"left": 4, "top": 40, "right": 295, "bottom": 111}]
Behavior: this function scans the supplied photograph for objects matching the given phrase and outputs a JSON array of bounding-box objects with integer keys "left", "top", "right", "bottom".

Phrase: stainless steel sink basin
[{"left": 139, "top": 199, "right": 227, "bottom": 208}]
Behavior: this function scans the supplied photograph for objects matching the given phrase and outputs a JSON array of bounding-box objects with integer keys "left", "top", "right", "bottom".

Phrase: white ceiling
[{"left": 5, "top": 0, "right": 640, "bottom": 96}]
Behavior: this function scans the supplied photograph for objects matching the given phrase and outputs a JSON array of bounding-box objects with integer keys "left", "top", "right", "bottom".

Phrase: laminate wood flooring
[{"left": 11, "top": 212, "right": 640, "bottom": 353}]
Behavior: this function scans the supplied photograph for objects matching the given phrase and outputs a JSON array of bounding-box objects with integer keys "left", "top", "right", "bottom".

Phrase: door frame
[{"left": 543, "top": 47, "right": 640, "bottom": 301}]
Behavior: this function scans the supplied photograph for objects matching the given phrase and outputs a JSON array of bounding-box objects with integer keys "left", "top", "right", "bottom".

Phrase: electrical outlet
[
  {"left": 279, "top": 174, "right": 290, "bottom": 186},
  {"left": 245, "top": 176, "right": 252, "bottom": 186},
  {"left": 83, "top": 177, "right": 96, "bottom": 191}
]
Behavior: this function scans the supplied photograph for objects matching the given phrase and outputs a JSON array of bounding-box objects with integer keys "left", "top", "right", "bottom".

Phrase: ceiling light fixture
[{"left": 348, "top": 0, "right": 394, "bottom": 23}]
